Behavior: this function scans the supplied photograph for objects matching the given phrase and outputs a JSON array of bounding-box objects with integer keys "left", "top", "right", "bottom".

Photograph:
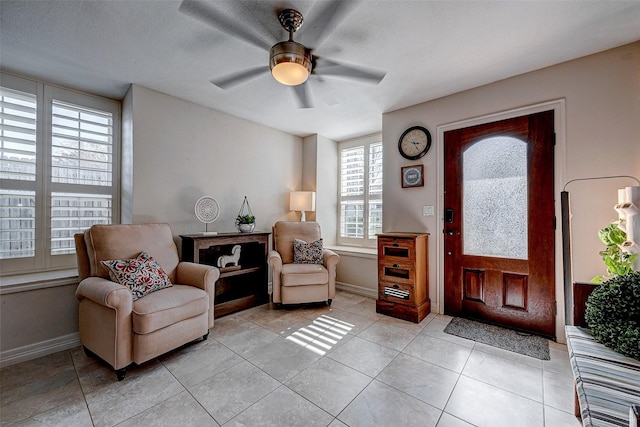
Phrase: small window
[{"left": 338, "top": 134, "right": 382, "bottom": 247}]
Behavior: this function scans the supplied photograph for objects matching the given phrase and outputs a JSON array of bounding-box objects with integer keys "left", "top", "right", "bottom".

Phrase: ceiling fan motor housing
[{"left": 269, "top": 41, "right": 312, "bottom": 86}]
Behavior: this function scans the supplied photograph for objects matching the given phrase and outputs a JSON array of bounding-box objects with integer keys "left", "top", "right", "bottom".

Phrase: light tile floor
[{"left": 0, "top": 291, "right": 581, "bottom": 427}]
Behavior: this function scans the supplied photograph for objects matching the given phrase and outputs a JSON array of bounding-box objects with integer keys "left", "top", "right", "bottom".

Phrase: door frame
[{"left": 435, "top": 99, "right": 567, "bottom": 341}]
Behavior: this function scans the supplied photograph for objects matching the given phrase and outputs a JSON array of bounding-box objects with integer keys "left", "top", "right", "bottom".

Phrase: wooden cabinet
[
  {"left": 180, "top": 232, "right": 270, "bottom": 318},
  {"left": 376, "top": 232, "right": 430, "bottom": 323}
]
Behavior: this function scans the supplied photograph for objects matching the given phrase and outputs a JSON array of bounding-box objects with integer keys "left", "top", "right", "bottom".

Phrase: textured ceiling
[{"left": 1, "top": 1, "right": 639, "bottom": 141}]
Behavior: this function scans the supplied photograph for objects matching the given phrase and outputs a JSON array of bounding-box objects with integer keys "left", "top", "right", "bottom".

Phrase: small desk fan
[{"left": 194, "top": 196, "right": 220, "bottom": 235}]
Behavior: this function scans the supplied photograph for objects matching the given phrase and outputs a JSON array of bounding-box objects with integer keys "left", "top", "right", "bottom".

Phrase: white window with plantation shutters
[
  {"left": 0, "top": 73, "right": 120, "bottom": 276},
  {"left": 337, "top": 134, "right": 382, "bottom": 247}
]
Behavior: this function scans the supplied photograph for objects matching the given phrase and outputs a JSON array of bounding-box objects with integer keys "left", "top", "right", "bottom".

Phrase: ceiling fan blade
[
  {"left": 179, "top": 0, "right": 271, "bottom": 51},
  {"left": 313, "top": 57, "right": 386, "bottom": 84},
  {"left": 291, "top": 84, "right": 313, "bottom": 109},
  {"left": 300, "top": 0, "right": 362, "bottom": 48},
  {"left": 210, "top": 66, "right": 269, "bottom": 89}
]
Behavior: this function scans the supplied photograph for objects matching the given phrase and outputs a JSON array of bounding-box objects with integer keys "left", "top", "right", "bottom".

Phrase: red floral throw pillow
[
  {"left": 293, "top": 238, "right": 323, "bottom": 264},
  {"left": 100, "top": 251, "right": 172, "bottom": 301}
]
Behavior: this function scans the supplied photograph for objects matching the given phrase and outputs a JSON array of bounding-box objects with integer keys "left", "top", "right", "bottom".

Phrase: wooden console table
[{"left": 180, "top": 232, "right": 270, "bottom": 318}]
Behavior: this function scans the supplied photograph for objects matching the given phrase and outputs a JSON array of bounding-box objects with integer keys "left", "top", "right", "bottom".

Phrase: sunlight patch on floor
[{"left": 285, "top": 315, "right": 354, "bottom": 355}]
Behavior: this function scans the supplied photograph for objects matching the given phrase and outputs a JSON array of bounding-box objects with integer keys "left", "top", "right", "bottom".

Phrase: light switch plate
[{"left": 422, "top": 205, "right": 434, "bottom": 216}]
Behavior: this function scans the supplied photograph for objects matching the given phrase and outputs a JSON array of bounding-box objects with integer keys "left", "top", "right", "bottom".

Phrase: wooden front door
[{"left": 443, "top": 111, "right": 556, "bottom": 338}]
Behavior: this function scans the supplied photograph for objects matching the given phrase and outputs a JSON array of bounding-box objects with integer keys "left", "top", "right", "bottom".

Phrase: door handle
[
  {"left": 445, "top": 229, "right": 460, "bottom": 236},
  {"left": 445, "top": 208, "right": 454, "bottom": 223}
]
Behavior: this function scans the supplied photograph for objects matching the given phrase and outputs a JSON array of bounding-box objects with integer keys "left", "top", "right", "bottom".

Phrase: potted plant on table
[
  {"left": 592, "top": 220, "right": 638, "bottom": 283},
  {"left": 235, "top": 214, "right": 255, "bottom": 233}
]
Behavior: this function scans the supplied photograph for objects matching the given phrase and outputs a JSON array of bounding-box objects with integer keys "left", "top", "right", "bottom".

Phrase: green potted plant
[
  {"left": 592, "top": 220, "right": 638, "bottom": 283},
  {"left": 235, "top": 214, "right": 255, "bottom": 233}
]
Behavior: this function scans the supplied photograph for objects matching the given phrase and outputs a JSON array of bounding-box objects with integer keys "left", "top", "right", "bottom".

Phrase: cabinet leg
[{"left": 327, "top": 299, "right": 332, "bottom": 306}]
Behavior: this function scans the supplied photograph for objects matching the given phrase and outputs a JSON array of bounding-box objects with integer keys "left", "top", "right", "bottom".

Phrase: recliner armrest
[
  {"left": 176, "top": 261, "right": 219, "bottom": 290},
  {"left": 322, "top": 249, "right": 339, "bottom": 270},
  {"left": 76, "top": 277, "right": 133, "bottom": 312},
  {"left": 176, "top": 261, "right": 219, "bottom": 329},
  {"left": 267, "top": 250, "right": 282, "bottom": 273}
]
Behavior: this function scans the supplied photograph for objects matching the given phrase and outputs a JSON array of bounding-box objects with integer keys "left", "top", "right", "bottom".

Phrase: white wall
[
  {"left": 383, "top": 41, "right": 640, "bottom": 339},
  {"left": 129, "top": 85, "right": 302, "bottom": 236}
]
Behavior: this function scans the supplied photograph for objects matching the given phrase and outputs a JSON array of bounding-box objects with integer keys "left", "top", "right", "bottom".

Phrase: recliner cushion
[
  {"left": 281, "top": 263, "right": 328, "bottom": 286},
  {"left": 132, "top": 285, "right": 208, "bottom": 334}
]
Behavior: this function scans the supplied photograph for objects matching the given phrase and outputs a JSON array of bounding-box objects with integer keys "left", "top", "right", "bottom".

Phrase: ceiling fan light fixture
[{"left": 270, "top": 41, "right": 312, "bottom": 86}]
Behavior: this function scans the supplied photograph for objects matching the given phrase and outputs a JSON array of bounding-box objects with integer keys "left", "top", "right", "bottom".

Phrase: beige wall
[
  {"left": 128, "top": 85, "right": 302, "bottom": 234},
  {"left": 383, "top": 41, "right": 640, "bottom": 338},
  {"left": 299, "top": 134, "right": 340, "bottom": 244},
  {"left": 0, "top": 283, "right": 78, "bottom": 362}
]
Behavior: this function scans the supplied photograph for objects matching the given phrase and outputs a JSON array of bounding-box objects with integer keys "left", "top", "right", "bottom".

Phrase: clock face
[{"left": 399, "top": 126, "right": 431, "bottom": 160}]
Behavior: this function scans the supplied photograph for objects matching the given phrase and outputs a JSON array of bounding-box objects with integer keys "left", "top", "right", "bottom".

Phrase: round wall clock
[{"left": 398, "top": 126, "right": 431, "bottom": 160}]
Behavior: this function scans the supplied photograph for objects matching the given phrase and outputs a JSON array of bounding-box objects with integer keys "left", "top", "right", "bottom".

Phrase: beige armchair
[
  {"left": 268, "top": 221, "right": 339, "bottom": 307},
  {"left": 75, "top": 223, "right": 219, "bottom": 380}
]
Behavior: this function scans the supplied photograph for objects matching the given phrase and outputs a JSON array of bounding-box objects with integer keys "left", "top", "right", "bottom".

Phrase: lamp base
[{"left": 300, "top": 211, "right": 306, "bottom": 222}]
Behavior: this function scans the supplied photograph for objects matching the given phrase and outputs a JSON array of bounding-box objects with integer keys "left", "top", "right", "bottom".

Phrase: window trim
[
  {"left": 0, "top": 72, "right": 121, "bottom": 276},
  {"left": 337, "top": 133, "right": 382, "bottom": 248}
]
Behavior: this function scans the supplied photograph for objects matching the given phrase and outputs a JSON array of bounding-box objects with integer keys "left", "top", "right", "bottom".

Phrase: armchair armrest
[
  {"left": 267, "top": 250, "right": 282, "bottom": 273},
  {"left": 176, "top": 261, "right": 219, "bottom": 329},
  {"left": 267, "top": 250, "right": 283, "bottom": 303},
  {"left": 323, "top": 249, "right": 340, "bottom": 270},
  {"left": 76, "top": 276, "right": 133, "bottom": 371},
  {"left": 76, "top": 277, "right": 133, "bottom": 312},
  {"left": 323, "top": 249, "right": 340, "bottom": 300},
  {"left": 176, "top": 262, "right": 219, "bottom": 290}
]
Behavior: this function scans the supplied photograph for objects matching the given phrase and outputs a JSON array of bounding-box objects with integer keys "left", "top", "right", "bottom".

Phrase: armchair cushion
[
  {"left": 281, "top": 263, "right": 328, "bottom": 286},
  {"left": 132, "top": 285, "right": 209, "bottom": 334},
  {"left": 101, "top": 251, "right": 173, "bottom": 301},
  {"left": 293, "top": 238, "right": 323, "bottom": 264}
]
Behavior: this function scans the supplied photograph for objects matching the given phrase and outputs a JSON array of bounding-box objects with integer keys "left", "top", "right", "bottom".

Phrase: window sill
[
  {"left": 325, "top": 245, "right": 377, "bottom": 260},
  {"left": 0, "top": 269, "right": 79, "bottom": 295}
]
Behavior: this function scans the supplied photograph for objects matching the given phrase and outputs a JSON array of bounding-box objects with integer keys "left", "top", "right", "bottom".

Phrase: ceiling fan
[{"left": 178, "top": 0, "right": 386, "bottom": 108}]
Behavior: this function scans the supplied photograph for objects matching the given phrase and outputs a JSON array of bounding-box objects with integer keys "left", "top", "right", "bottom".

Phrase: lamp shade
[
  {"left": 270, "top": 41, "right": 311, "bottom": 86},
  {"left": 290, "top": 191, "right": 316, "bottom": 212}
]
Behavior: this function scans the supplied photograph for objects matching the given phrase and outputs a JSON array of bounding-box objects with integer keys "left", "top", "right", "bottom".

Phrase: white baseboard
[
  {"left": 0, "top": 332, "right": 80, "bottom": 368},
  {"left": 336, "top": 281, "right": 378, "bottom": 299}
]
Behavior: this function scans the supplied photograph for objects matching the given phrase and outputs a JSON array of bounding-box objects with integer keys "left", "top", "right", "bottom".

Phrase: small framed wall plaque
[{"left": 401, "top": 164, "right": 424, "bottom": 188}]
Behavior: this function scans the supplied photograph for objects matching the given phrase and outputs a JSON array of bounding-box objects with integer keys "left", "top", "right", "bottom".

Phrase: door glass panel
[{"left": 463, "top": 136, "right": 528, "bottom": 259}]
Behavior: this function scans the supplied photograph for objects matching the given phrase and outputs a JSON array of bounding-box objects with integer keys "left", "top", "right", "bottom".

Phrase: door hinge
[
  {"left": 553, "top": 216, "right": 556, "bottom": 230},
  {"left": 554, "top": 301, "right": 558, "bottom": 315}
]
